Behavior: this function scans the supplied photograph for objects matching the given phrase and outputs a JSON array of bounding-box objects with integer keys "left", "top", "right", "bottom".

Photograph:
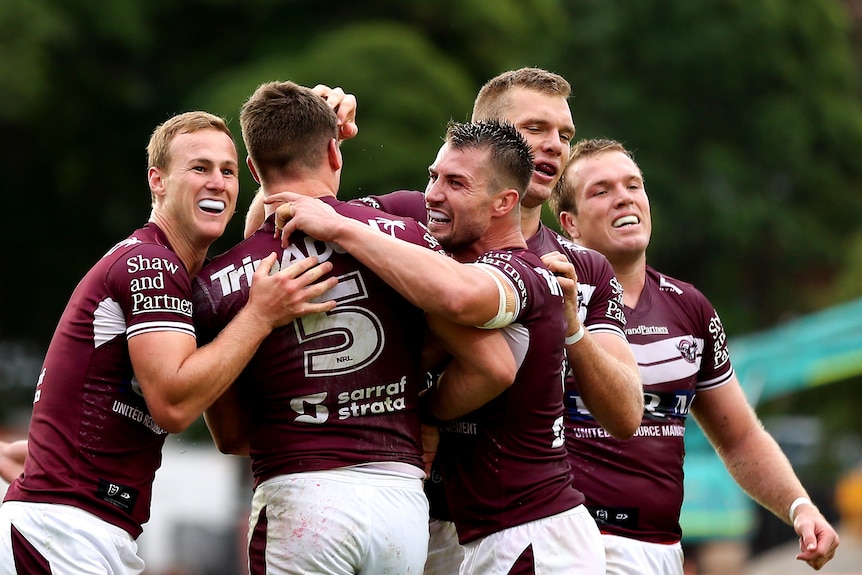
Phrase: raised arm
[
  {"left": 132, "top": 254, "right": 337, "bottom": 433},
  {"left": 542, "top": 251, "right": 642, "bottom": 439},
  {"left": 693, "top": 379, "right": 839, "bottom": 570}
]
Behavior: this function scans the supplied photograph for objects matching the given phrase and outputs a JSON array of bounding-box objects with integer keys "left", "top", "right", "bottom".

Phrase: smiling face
[
  {"left": 424, "top": 143, "right": 496, "bottom": 255},
  {"left": 562, "top": 149, "right": 652, "bottom": 266},
  {"left": 148, "top": 128, "right": 239, "bottom": 251},
  {"left": 497, "top": 87, "right": 575, "bottom": 209}
]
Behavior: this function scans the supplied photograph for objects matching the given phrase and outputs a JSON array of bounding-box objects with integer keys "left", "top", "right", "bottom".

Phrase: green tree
[{"left": 553, "top": 0, "right": 862, "bottom": 332}]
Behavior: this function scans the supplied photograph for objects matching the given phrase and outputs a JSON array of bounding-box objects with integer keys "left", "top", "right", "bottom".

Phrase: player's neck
[
  {"left": 519, "top": 204, "right": 543, "bottom": 241},
  {"left": 611, "top": 255, "right": 647, "bottom": 309},
  {"left": 451, "top": 224, "right": 527, "bottom": 263},
  {"left": 262, "top": 178, "right": 336, "bottom": 218}
]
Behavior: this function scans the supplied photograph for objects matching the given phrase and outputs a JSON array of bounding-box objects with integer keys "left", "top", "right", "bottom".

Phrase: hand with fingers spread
[{"left": 244, "top": 252, "right": 338, "bottom": 330}]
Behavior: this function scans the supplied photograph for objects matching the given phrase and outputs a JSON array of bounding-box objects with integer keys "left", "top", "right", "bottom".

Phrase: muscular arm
[
  {"left": 542, "top": 251, "right": 642, "bottom": 439},
  {"left": 693, "top": 378, "right": 839, "bottom": 570},
  {"left": 423, "top": 315, "right": 517, "bottom": 420},
  {"left": 132, "top": 254, "right": 337, "bottom": 433},
  {"left": 567, "top": 331, "right": 642, "bottom": 439},
  {"left": 276, "top": 193, "right": 509, "bottom": 327}
]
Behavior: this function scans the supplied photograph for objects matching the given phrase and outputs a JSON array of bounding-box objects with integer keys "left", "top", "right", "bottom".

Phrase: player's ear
[
  {"left": 247, "top": 157, "right": 262, "bottom": 184},
  {"left": 328, "top": 138, "right": 342, "bottom": 172},
  {"left": 493, "top": 188, "right": 520, "bottom": 217},
  {"left": 559, "top": 211, "right": 580, "bottom": 240},
  {"left": 147, "top": 166, "right": 166, "bottom": 198}
]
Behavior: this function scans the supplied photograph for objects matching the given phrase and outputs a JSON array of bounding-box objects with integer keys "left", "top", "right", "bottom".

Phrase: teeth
[
  {"left": 428, "top": 209, "right": 450, "bottom": 222},
  {"left": 199, "top": 199, "right": 225, "bottom": 213},
  {"left": 613, "top": 215, "right": 639, "bottom": 228}
]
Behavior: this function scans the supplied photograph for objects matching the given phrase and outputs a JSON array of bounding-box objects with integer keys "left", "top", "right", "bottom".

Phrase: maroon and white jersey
[
  {"left": 436, "top": 248, "right": 583, "bottom": 544},
  {"left": 193, "top": 198, "right": 442, "bottom": 487},
  {"left": 527, "top": 223, "right": 627, "bottom": 338},
  {"left": 4, "top": 223, "right": 187, "bottom": 538},
  {"left": 354, "top": 190, "right": 428, "bottom": 224},
  {"left": 565, "top": 265, "right": 735, "bottom": 543}
]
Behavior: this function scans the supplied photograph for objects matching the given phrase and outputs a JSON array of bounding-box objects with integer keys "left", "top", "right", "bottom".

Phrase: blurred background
[{"left": 1, "top": 0, "right": 862, "bottom": 573}]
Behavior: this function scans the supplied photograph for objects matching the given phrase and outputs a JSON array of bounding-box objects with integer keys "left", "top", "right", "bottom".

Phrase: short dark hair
[{"left": 445, "top": 120, "right": 534, "bottom": 198}]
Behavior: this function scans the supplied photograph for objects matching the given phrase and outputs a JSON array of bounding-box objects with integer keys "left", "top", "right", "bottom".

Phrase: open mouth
[
  {"left": 534, "top": 162, "right": 557, "bottom": 178},
  {"left": 199, "top": 199, "right": 226, "bottom": 214}
]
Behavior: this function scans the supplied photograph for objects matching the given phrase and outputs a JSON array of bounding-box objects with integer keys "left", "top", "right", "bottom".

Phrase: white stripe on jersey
[{"left": 94, "top": 298, "right": 126, "bottom": 348}]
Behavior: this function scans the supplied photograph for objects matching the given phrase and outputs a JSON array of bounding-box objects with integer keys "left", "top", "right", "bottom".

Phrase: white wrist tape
[
  {"left": 565, "top": 325, "right": 585, "bottom": 346},
  {"left": 789, "top": 496, "right": 813, "bottom": 523}
]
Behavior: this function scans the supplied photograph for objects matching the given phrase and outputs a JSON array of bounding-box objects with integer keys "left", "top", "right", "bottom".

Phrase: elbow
[
  {"left": 607, "top": 393, "right": 645, "bottom": 440},
  {"left": 606, "top": 415, "right": 641, "bottom": 440},
  {"left": 150, "top": 405, "right": 198, "bottom": 435},
  {"left": 600, "top": 393, "right": 644, "bottom": 440},
  {"left": 210, "top": 435, "right": 249, "bottom": 456}
]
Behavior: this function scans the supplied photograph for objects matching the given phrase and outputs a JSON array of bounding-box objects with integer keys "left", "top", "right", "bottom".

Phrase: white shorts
[
  {"left": 0, "top": 501, "right": 144, "bottom": 575},
  {"left": 460, "top": 504, "right": 604, "bottom": 575},
  {"left": 248, "top": 467, "right": 429, "bottom": 575},
  {"left": 424, "top": 518, "right": 464, "bottom": 575},
  {"left": 603, "top": 533, "right": 683, "bottom": 575}
]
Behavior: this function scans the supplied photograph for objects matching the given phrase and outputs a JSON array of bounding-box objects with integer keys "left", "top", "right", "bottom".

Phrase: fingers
[
  {"left": 255, "top": 252, "right": 278, "bottom": 276},
  {"left": 311, "top": 84, "right": 358, "bottom": 141},
  {"left": 263, "top": 191, "right": 296, "bottom": 205}
]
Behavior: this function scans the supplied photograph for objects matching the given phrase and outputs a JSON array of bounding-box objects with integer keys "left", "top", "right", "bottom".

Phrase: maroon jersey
[
  {"left": 526, "top": 223, "right": 627, "bottom": 338},
  {"left": 565, "top": 266, "right": 734, "bottom": 543},
  {"left": 436, "top": 248, "right": 583, "bottom": 544},
  {"left": 4, "top": 223, "right": 188, "bottom": 538},
  {"left": 193, "top": 198, "right": 442, "bottom": 486},
  {"left": 355, "top": 190, "right": 428, "bottom": 224}
]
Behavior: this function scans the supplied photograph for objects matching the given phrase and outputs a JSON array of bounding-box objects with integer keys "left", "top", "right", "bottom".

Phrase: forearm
[
  {"left": 137, "top": 307, "right": 273, "bottom": 433},
  {"left": 568, "top": 332, "right": 642, "bottom": 439},
  {"left": 712, "top": 424, "right": 810, "bottom": 525},
  {"left": 0, "top": 440, "right": 27, "bottom": 483},
  {"left": 329, "top": 218, "right": 498, "bottom": 325},
  {"left": 429, "top": 360, "right": 510, "bottom": 420},
  {"left": 176, "top": 307, "right": 272, "bottom": 424},
  {"left": 425, "top": 315, "right": 517, "bottom": 419},
  {"left": 204, "top": 384, "right": 251, "bottom": 455}
]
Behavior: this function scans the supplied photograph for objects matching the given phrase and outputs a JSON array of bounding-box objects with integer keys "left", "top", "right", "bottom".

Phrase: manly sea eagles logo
[{"left": 677, "top": 339, "right": 698, "bottom": 363}]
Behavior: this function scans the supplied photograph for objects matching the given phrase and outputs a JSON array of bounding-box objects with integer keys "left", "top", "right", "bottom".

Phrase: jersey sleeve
[
  {"left": 106, "top": 243, "right": 195, "bottom": 340},
  {"left": 693, "top": 294, "right": 735, "bottom": 391},
  {"left": 567, "top": 245, "right": 627, "bottom": 338}
]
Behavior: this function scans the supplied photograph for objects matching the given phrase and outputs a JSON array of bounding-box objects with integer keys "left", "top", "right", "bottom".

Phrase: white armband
[
  {"left": 789, "top": 496, "right": 813, "bottom": 523},
  {"left": 472, "top": 264, "right": 517, "bottom": 329},
  {"left": 565, "top": 325, "right": 585, "bottom": 346}
]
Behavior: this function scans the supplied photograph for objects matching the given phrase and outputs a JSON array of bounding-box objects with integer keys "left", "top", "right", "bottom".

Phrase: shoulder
[
  {"left": 350, "top": 190, "right": 426, "bottom": 222},
  {"left": 649, "top": 266, "right": 712, "bottom": 309},
  {"left": 104, "top": 228, "right": 188, "bottom": 283}
]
